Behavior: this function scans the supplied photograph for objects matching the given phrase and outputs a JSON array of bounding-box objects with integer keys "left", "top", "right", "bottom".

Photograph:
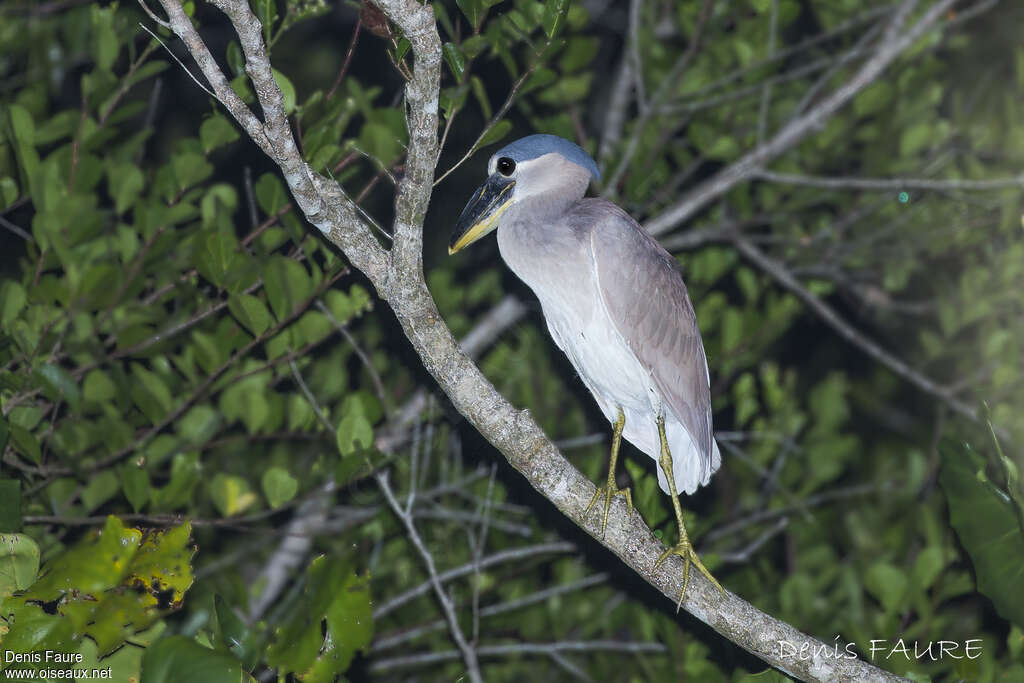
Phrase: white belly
[{"left": 537, "top": 289, "right": 715, "bottom": 496}]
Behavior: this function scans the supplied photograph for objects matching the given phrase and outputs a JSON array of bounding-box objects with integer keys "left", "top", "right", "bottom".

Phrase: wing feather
[{"left": 578, "top": 199, "right": 715, "bottom": 466}]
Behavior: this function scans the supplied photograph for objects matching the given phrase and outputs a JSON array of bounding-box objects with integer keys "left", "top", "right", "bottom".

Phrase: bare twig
[
  {"left": 374, "top": 542, "right": 577, "bottom": 618},
  {"left": 371, "top": 572, "right": 609, "bottom": 652},
  {"left": 369, "top": 640, "right": 667, "bottom": 674},
  {"left": 754, "top": 169, "right": 1024, "bottom": 192},
  {"left": 377, "top": 470, "right": 483, "bottom": 683},
  {"left": 0, "top": 215, "right": 33, "bottom": 242}
]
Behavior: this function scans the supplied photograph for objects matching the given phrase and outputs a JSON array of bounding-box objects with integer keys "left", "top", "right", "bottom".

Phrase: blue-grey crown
[{"left": 493, "top": 134, "right": 601, "bottom": 181}]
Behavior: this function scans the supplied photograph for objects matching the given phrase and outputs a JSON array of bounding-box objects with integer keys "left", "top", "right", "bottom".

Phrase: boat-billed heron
[{"left": 449, "top": 134, "right": 722, "bottom": 601}]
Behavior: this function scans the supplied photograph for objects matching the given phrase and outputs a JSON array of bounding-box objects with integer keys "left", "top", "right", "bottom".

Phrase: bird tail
[{"left": 657, "top": 422, "right": 721, "bottom": 496}]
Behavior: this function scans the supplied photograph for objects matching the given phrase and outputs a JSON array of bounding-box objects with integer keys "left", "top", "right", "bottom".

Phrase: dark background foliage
[{"left": 0, "top": 0, "right": 1022, "bottom": 680}]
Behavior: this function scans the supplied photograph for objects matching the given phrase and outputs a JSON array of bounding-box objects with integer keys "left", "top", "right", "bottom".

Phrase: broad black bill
[{"left": 448, "top": 174, "right": 516, "bottom": 254}]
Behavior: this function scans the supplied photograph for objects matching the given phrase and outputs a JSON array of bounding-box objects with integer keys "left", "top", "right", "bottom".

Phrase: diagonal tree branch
[{"left": 153, "top": 0, "right": 908, "bottom": 680}]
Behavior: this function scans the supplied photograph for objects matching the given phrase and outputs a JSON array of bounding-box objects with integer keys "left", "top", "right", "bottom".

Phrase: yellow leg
[
  {"left": 585, "top": 407, "right": 633, "bottom": 536},
  {"left": 652, "top": 414, "right": 723, "bottom": 610}
]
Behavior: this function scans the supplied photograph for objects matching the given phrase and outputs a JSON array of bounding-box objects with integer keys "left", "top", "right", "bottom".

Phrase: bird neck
[{"left": 503, "top": 189, "right": 578, "bottom": 227}]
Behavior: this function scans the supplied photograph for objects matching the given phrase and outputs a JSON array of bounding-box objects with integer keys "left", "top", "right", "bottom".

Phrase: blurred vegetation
[{"left": 0, "top": 0, "right": 1021, "bottom": 681}]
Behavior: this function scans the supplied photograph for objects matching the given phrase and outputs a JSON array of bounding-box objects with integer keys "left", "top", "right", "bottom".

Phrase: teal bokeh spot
[{"left": 898, "top": 191, "right": 909, "bottom": 203}]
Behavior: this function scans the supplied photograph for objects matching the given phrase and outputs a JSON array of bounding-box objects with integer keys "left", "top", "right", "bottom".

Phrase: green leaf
[
  {"left": 84, "top": 369, "right": 117, "bottom": 403},
  {"left": 0, "top": 280, "right": 27, "bottom": 330},
  {"left": 854, "top": 81, "right": 893, "bottom": 117},
  {"left": 899, "top": 122, "right": 931, "bottom": 157},
  {"left": 90, "top": 5, "right": 119, "bottom": 71},
  {"left": 131, "top": 364, "right": 174, "bottom": 424},
  {"left": 462, "top": 35, "right": 489, "bottom": 59},
  {"left": 9, "top": 425, "right": 40, "bottom": 464},
  {"left": 7, "top": 105, "right": 40, "bottom": 199},
  {"left": 357, "top": 108, "right": 408, "bottom": 164},
  {"left": 170, "top": 151, "right": 214, "bottom": 192},
  {"left": 0, "top": 533, "right": 39, "bottom": 598},
  {"left": 141, "top": 636, "right": 250, "bottom": 683},
  {"left": 81, "top": 470, "right": 120, "bottom": 512},
  {"left": 194, "top": 230, "right": 241, "bottom": 289},
  {"left": 941, "top": 439, "right": 1024, "bottom": 628},
  {"left": 0, "top": 176, "right": 18, "bottom": 208},
  {"left": 23, "top": 516, "right": 141, "bottom": 600},
  {"left": 229, "top": 294, "right": 273, "bottom": 336},
  {"left": 475, "top": 119, "right": 513, "bottom": 150},
  {"left": 470, "top": 76, "right": 492, "bottom": 119},
  {"left": 272, "top": 68, "right": 296, "bottom": 115},
  {"left": 199, "top": 115, "right": 240, "bottom": 153},
  {"left": 122, "top": 463, "right": 151, "bottom": 513},
  {"left": 443, "top": 42, "right": 466, "bottom": 82},
  {"left": 108, "top": 161, "right": 145, "bottom": 214},
  {"left": 75, "top": 622, "right": 164, "bottom": 683},
  {"left": 335, "top": 411, "right": 373, "bottom": 457},
  {"left": 393, "top": 37, "right": 411, "bottom": 63},
  {"left": 261, "top": 467, "right": 298, "bottom": 509},
  {"left": 152, "top": 452, "right": 201, "bottom": 510},
  {"left": 864, "top": 561, "right": 907, "bottom": 613},
  {"left": 213, "top": 594, "right": 258, "bottom": 670},
  {"left": 263, "top": 257, "right": 312, "bottom": 321},
  {"left": 178, "top": 404, "right": 222, "bottom": 445},
  {"left": 323, "top": 284, "right": 373, "bottom": 324},
  {"left": 254, "top": 172, "right": 288, "bottom": 215},
  {"left": 34, "top": 363, "right": 82, "bottom": 411},
  {"left": 911, "top": 546, "right": 946, "bottom": 591},
  {"left": 455, "top": 0, "right": 483, "bottom": 27},
  {"left": 266, "top": 556, "right": 372, "bottom": 679},
  {"left": 208, "top": 474, "right": 259, "bottom": 517}
]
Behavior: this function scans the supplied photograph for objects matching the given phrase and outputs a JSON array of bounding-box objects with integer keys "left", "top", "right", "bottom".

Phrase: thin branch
[
  {"left": 369, "top": 640, "right": 667, "bottom": 674},
  {"left": 0, "top": 215, "right": 33, "bottom": 242},
  {"left": 371, "top": 573, "right": 609, "bottom": 653},
  {"left": 717, "top": 517, "right": 790, "bottom": 565},
  {"left": 754, "top": 169, "right": 1024, "bottom": 192},
  {"left": 374, "top": 542, "right": 577, "bottom": 618},
  {"left": 433, "top": 52, "right": 548, "bottom": 187},
  {"left": 377, "top": 470, "right": 483, "bottom": 683},
  {"left": 138, "top": 23, "right": 212, "bottom": 97},
  {"left": 326, "top": 17, "right": 361, "bottom": 100},
  {"left": 315, "top": 300, "right": 391, "bottom": 415}
]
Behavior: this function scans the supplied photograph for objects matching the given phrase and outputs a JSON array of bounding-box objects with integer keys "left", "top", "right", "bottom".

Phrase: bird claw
[
  {"left": 585, "top": 483, "right": 632, "bottom": 537},
  {"left": 655, "top": 537, "right": 722, "bottom": 612}
]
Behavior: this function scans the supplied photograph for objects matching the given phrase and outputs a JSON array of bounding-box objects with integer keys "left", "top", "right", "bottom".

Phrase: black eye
[{"left": 496, "top": 157, "right": 516, "bottom": 176}]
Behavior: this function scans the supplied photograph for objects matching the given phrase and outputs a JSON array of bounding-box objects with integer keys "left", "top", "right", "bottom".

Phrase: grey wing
[{"left": 579, "top": 199, "right": 714, "bottom": 462}]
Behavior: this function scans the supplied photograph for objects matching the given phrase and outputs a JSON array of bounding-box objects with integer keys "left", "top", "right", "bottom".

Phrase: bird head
[{"left": 449, "top": 134, "right": 600, "bottom": 254}]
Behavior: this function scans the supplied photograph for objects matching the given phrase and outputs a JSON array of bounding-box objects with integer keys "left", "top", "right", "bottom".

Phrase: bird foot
[
  {"left": 585, "top": 483, "right": 632, "bottom": 536},
  {"left": 655, "top": 537, "right": 723, "bottom": 611}
]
